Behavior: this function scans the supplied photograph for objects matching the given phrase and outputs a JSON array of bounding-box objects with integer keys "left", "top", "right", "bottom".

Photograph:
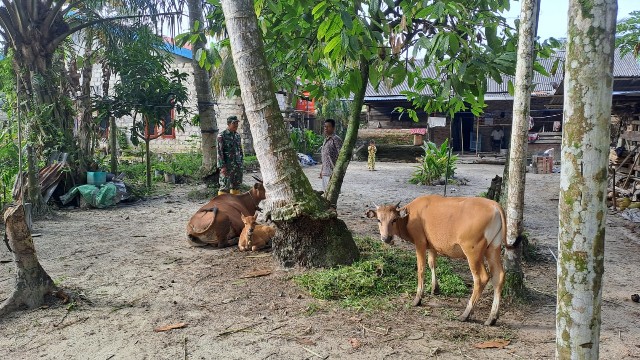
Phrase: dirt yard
[{"left": 1, "top": 161, "right": 639, "bottom": 360}]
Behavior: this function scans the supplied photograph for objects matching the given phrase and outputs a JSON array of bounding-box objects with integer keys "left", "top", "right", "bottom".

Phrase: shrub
[
  {"left": 290, "top": 128, "right": 323, "bottom": 155},
  {"left": 0, "top": 128, "right": 19, "bottom": 205},
  {"left": 410, "top": 139, "right": 458, "bottom": 185}
]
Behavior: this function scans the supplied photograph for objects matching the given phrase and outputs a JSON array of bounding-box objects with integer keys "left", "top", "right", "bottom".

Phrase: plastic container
[{"left": 87, "top": 171, "right": 107, "bottom": 186}]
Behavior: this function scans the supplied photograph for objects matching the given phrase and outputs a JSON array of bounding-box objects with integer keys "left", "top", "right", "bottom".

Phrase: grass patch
[{"left": 294, "top": 237, "right": 468, "bottom": 311}]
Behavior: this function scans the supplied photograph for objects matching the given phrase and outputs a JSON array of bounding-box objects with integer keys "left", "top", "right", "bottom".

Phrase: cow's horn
[
  {"left": 395, "top": 201, "right": 401, "bottom": 209},
  {"left": 252, "top": 175, "right": 263, "bottom": 183}
]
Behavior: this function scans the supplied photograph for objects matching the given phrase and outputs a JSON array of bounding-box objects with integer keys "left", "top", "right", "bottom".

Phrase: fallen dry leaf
[
  {"left": 349, "top": 338, "right": 363, "bottom": 349},
  {"left": 154, "top": 322, "right": 187, "bottom": 332},
  {"left": 240, "top": 269, "right": 272, "bottom": 278},
  {"left": 473, "top": 339, "right": 511, "bottom": 349},
  {"left": 296, "top": 337, "right": 316, "bottom": 346}
]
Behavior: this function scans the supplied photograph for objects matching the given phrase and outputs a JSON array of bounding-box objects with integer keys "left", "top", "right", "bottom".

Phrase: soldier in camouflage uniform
[{"left": 217, "top": 116, "right": 244, "bottom": 195}]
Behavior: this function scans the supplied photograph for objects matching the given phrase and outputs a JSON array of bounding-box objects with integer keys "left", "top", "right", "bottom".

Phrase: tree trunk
[
  {"left": 78, "top": 41, "right": 95, "bottom": 176},
  {"left": 220, "top": 0, "right": 359, "bottom": 267},
  {"left": 109, "top": 116, "right": 118, "bottom": 174},
  {"left": 26, "top": 144, "right": 46, "bottom": 216},
  {"left": 503, "top": 0, "right": 540, "bottom": 298},
  {"left": 102, "top": 65, "right": 118, "bottom": 175},
  {"left": 556, "top": 0, "right": 616, "bottom": 358},
  {"left": 145, "top": 137, "right": 152, "bottom": 189},
  {"left": 187, "top": 0, "right": 219, "bottom": 187},
  {"left": 325, "top": 58, "right": 369, "bottom": 207},
  {"left": 0, "top": 205, "right": 58, "bottom": 317}
]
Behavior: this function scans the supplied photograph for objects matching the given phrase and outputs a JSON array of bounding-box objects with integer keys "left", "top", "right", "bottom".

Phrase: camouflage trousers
[{"left": 219, "top": 163, "right": 243, "bottom": 193}]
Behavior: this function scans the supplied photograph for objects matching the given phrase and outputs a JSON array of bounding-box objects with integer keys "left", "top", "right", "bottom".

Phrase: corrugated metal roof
[{"left": 364, "top": 49, "right": 640, "bottom": 102}]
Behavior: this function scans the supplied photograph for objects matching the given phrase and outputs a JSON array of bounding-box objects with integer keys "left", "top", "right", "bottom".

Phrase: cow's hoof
[
  {"left": 458, "top": 314, "right": 470, "bottom": 322},
  {"left": 412, "top": 297, "right": 422, "bottom": 307},
  {"left": 431, "top": 284, "right": 440, "bottom": 295},
  {"left": 484, "top": 318, "right": 497, "bottom": 326}
]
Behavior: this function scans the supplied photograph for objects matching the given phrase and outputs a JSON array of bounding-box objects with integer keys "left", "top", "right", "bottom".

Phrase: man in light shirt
[
  {"left": 491, "top": 126, "right": 504, "bottom": 153},
  {"left": 319, "top": 119, "right": 343, "bottom": 192}
]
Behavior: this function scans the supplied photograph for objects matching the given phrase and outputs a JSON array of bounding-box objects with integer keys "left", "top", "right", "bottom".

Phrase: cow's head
[
  {"left": 249, "top": 176, "right": 266, "bottom": 203},
  {"left": 365, "top": 202, "right": 407, "bottom": 245},
  {"left": 241, "top": 214, "right": 258, "bottom": 238}
]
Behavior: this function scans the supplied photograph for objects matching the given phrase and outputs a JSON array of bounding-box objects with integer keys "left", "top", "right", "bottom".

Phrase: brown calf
[
  {"left": 366, "top": 195, "right": 506, "bottom": 325},
  {"left": 186, "top": 181, "right": 266, "bottom": 248},
  {"left": 238, "top": 214, "right": 275, "bottom": 251}
]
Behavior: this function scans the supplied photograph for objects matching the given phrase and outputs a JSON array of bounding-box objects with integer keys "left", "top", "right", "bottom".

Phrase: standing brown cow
[
  {"left": 366, "top": 195, "right": 506, "bottom": 325},
  {"left": 186, "top": 182, "right": 266, "bottom": 248}
]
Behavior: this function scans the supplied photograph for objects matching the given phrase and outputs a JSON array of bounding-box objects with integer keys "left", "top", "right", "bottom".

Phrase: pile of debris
[{"left": 608, "top": 120, "right": 640, "bottom": 219}]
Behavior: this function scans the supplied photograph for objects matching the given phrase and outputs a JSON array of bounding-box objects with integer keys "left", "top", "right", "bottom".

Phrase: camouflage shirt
[
  {"left": 217, "top": 129, "right": 243, "bottom": 168},
  {"left": 321, "top": 134, "right": 343, "bottom": 176}
]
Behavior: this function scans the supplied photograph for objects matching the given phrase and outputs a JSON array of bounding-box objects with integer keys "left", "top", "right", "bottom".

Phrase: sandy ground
[{"left": 1, "top": 161, "right": 639, "bottom": 360}]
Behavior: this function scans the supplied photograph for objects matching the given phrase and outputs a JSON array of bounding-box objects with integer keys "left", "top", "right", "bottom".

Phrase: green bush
[
  {"left": 0, "top": 128, "right": 19, "bottom": 205},
  {"left": 410, "top": 139, "right": 458, "bottom": 185},
  {"left": 294, "top": 237, "right": 467, "bottom": 310},
  {"left": 290, "top": 128, "right": 323, "bottom": 155}
]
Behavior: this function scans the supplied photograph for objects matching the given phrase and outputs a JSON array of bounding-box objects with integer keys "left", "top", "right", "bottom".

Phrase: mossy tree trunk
[
  {"left": 325, "top": 57, "right": 369, "bottom": 207},
  {"left": 0, "top": 205, "right": 58, "bottom": 317},
  {"left": 556, "top": 0, "right": 617, "bottom": 358},
  {"left": 220, "top": 0, "right": 359, "bottom": 267},
  {"left": 503, "top": 0, "right": 540, "bottom": 299},
  {"left": 187, "top": 0, "right": 219, "bottom": 188}
]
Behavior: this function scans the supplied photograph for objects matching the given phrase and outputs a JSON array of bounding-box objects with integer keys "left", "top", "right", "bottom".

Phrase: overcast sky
[{"left": 505, "top": 0, "right": 639, "bottom": 41}]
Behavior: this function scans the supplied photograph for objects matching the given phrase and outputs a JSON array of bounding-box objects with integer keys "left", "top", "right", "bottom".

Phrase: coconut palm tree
[{"left": 220, "top": 0, "right": 359, "bottom": 267}]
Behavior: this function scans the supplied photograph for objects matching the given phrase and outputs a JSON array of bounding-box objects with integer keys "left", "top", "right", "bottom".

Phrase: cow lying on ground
[
  {"left": 186, "top": 181, "right": 266, "bottom": 248},
  {"left": 366, "top": 195, "right": 506, "bottom": 325},
  {"left": 238, "top": 214, "right": 275, "bottom": 251}
]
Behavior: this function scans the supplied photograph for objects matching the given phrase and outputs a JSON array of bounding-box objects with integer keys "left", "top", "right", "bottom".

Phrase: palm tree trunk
[
  {"left": 78, "top": 37, "right": 95, "bottom": 176},
  {"left": 503, "top": 0, "right": 540, "bottom": 298},
  {"left": 220, "top": 0, "right": 359, "bottom": 267},
  {"left": 325, "top": 58, "right": 369, "bottom": 207},
  {"left": 187, "top": 0, "right": 219, "bottom": 187},
  {"left": 556, "top": 0, "right": 616, "bottom": 358},
  {"left": 0, "top": 205, "right": 58, "bottom": 317}
]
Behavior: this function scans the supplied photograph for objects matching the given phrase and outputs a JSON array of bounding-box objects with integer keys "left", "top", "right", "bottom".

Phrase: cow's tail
[
  {"left": 186, "top": 207, "right": 218, "bottom": 247},
  {"left": 496, "top": 204, "right": 522, "bottom": 249},
  {"left": 496, "top": 204, "right": 509, "bottom": 249}
]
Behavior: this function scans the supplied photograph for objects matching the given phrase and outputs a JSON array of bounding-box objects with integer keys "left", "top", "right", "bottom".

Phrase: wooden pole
[
  {"left": 476, "top": 117, "right": 480, "bottom": 155},
  {"left": 460, "top": 119, "right": 464, "bottom": 155}
]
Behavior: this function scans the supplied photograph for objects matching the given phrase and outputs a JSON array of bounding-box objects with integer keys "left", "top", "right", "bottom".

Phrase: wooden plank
[
  {"left": 620, "top": 131, "right": 640, "bottom": 142},
  {"left": 532, "top": 140, "right": 562, "bottom": 144}
]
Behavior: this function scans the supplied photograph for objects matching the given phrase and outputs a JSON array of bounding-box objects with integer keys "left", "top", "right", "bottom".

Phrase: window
[{"left": 144, "top": 108, "right": 176, "bottom": 139}]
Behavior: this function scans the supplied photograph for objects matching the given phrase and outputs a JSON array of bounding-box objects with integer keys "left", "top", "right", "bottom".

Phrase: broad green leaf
[
  {"left": 533, "top": 62, "right": 549, "bottom": 77},
  {"left": 341, "top": 10, "right": 353, "bottom": 30},
  {"left": 550, "top": 58, "right": 561, "bottom": 76},
  {"left": 507, "top": 79, "right": 514, "bottom": 96},
  {"left": 312, "top": 1, "right": 327, "bottom": 19},
  {"left": 324, "top": 36, "right": 342, "bottom": 55},
  {"left": 449, "top": 33, "right": 459, "bottom": 54}
]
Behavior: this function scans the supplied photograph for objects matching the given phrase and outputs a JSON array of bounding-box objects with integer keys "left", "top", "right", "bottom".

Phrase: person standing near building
[
  {"left": 367, "top": 139, "right": 377, "bottom": 171},
  {"left": 217, "top": 116, "right": 244, "bottom": 195},
  {"left": 491, "top": 126, "right": 504, "bottom": 153},
  {"left": 319, "top": 119, "right": 343, "bottom": 191}
]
